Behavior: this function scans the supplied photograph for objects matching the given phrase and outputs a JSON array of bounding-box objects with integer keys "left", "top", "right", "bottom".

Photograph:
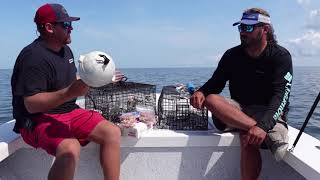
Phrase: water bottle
[{"left": 186, "top": 82, "right": 195, "bottom": 95}]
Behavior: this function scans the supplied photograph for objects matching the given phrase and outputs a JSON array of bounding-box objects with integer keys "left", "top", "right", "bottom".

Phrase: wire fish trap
[
  {"left": 85, "top": 82, "right": 156, "bottom": 123},
  {"left": 157, "top": 85, "right": 208, "bottom": 130}
]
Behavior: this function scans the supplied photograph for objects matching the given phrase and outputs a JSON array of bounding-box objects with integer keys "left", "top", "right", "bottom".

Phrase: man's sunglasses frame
[
  {"left": 238, "top": 23, "right": 264, "bottom": 33},
  {"left": 54, "top": 21, "right": 73, "bottom": 29}
]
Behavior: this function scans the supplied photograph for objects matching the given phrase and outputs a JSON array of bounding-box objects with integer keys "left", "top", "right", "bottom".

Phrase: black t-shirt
[
  {"left": 11, "top": 37, "right": 79, "bottom": 133},
  {"left": 199, "top": 43, "right": 293, "bottom": 131}
]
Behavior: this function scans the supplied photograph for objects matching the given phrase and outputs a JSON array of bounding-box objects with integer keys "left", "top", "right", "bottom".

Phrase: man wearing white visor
[
  {"left": 191, "top": 8, "right": 292, "bottom": 180},
  {"left": 233, "top": 12, "right": 271, "bottom": 26}
]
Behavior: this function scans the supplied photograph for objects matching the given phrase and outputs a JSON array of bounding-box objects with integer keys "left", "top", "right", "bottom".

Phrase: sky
[{"left": 1, "top": 0, "right": 320, "bottom": 69}]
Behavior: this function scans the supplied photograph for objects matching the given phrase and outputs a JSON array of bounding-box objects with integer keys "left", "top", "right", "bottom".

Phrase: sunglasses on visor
[{"left": 238, "top": 23, "right": 264, "bottom": 33}]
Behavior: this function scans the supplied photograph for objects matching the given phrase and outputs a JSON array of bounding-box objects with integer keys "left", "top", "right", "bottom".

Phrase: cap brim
[
  {"left": 232, "top": 21, "right": 240, "bottom": 26},
  {"left": 233, "top": 19, "right": 259, "bottom": 26},
  {"left": 58, "top": 16, "right": 80, "bottom": 22}
]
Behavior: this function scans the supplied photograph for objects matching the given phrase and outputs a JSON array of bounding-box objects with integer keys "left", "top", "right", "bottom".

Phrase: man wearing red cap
[
  {"left": 11, "top": 4, "right": 120, "bottom": 180},
  {"left": 191, "top": 8, "right": 292, "bottom": 180}
]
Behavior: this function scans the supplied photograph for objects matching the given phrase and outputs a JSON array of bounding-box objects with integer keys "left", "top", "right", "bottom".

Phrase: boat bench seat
[
  {"left": 0, "top": 118, "right": 240, "bottom": 162},
  {"left": 0, "top": 120, "right": 30, "bottom": 162},
  {"left": 120, "top": 127, "right": 240, "bottom": 148},
  {"left": 1, "top": 118, "right": 320, "bottom": 180}
]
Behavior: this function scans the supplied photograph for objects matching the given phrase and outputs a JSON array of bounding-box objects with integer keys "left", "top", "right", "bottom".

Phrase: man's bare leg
[
  {"left": 205, "top": 94, "right": 262, "bottom": 180},
  {"left": 204, "top": 94, "right": 256, "bottom": 130},
  {"left": 48, "top": 139, "right": 81, "bottom": 180},
  {"left": 88, "top": 120, "right": 121, "bottom": 180},
  {"left": 240, "top": 132, "right": 262, "bottom": 180}
]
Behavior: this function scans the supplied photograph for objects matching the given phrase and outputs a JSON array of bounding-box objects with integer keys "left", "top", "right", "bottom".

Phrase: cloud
[
  {"left": 310, "top": 9, "right": 320, "bottom": 17},
  {"left": 288, "top": 1, "right": 320, "bottom": 60},
  {"left": 305, "top": 9, "right": 320, "bottom": 30},
  {"left": 289, "top": 30, "right": 320, "bottom": 57},
  {"left": 297, "top": 0, "right": 311, "bottom": 7}
]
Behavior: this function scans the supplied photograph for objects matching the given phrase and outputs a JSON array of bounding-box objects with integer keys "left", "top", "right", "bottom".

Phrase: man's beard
[{"left": 240, "top": 31, "right": 263, "bottom": 48}]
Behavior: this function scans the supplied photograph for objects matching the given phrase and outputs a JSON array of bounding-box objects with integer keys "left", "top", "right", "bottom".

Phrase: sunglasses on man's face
[
  {"left": 238, "top": 24, "right": 263, "bottom": 33},
  {"left": 52, "top": 22, "right": 72, "bottom": 29},
  {"left": 60, "top": 22, "right": 73, "bottom": 29}
]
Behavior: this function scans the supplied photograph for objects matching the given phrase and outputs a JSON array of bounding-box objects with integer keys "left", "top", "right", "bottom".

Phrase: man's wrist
[
  {"left": 255, "top": 123, "right": 269, "bottom": 132},
  {"left": 195, "top": 90, "right": 206, "bottom": 97}
]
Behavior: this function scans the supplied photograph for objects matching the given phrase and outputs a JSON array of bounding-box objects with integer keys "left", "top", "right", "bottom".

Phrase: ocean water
[{"left": 1, "top": 67, "right": 320, "bottom": 140}]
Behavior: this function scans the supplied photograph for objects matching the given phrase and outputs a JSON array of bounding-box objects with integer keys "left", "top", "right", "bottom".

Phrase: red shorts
[{"left": 20, "top": 108, "right": 104, "bottom": 156}]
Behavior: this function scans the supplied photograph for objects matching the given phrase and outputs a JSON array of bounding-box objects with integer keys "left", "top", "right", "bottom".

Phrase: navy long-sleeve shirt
[{"left": 199, "top": 43, "right": 293, "bottom": 132}]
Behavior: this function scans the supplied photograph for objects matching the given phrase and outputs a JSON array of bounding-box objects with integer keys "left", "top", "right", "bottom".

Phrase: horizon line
[{"left": 1, "top": 65, "right": 320, "bottom": 70}]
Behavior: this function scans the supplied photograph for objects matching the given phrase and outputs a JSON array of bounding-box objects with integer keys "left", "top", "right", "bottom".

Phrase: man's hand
[
  {"left": 65, "top": 79, "right": 89, "bottom": 98},
  {"left": 112, "top": 70, "right": 126, "bottom": 83},
  {"left": 190, "top": 91, "right": 205, "bottom": 109},
  {"left": 243, "top": 125, "right": 267, "bottom": 146}
]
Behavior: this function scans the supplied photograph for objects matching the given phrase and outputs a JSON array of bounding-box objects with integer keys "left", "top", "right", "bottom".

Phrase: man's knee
[
  {"left": 205, "top": 94, "right": 221, "bottom": 102},
  {"left": 204, "top": 94, "right": 223, "bottom": 107},
  {"left": 92, "top": 121, "right": 121, "bottom": 144},
  {"left": 205, "top": 95, "right": 241, "bottom": 109},
  {"left": 56, "top": 139, "right": 81, "bottom": 160},
  {"left": 104, "top": 123, "right": 121, "bottom": 143}
]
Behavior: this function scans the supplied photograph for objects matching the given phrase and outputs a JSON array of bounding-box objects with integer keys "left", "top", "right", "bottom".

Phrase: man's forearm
[{"left": 24, "top": 88, "right": 73, "bottom": 113}]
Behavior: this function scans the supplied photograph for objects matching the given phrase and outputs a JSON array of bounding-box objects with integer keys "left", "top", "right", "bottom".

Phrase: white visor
[{"left": 233, "top": 13, "right": 271, "bottom": 26}]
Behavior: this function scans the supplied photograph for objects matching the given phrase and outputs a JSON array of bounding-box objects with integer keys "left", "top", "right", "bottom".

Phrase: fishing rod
[{"left": 289, "top": 91, "right": 320, "bottom": 152}]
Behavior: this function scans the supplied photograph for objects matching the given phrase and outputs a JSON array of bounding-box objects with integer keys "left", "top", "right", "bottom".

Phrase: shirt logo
[
  {"left": 284, "top": 72, "right": 292, "bottom": 82},
  {"left": 69, "top": 58, "right": 74, "bottom": 63},
  {"left": 273, "top": 71, "right": 293, "bottom": 120}
]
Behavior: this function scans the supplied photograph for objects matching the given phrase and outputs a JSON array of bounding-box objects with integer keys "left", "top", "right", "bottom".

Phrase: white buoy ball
[{"left": 78, "top": 51, "right": 116, "bottom": 87}]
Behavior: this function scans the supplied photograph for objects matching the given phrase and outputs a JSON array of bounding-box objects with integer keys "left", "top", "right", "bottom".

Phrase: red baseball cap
[{"left": 34, "top": 3, "right": 80, "bottom": 24}]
